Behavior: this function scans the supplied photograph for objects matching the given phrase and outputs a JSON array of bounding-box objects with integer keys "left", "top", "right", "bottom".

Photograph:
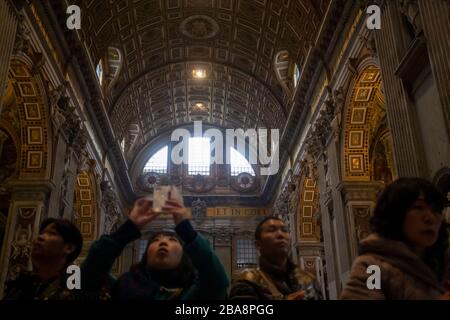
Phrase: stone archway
[
  {"left": 0, "top": 58, "right": 52, "bottom": 295},
  {"left": 340, "top": 65, "right": 395, "bottom": 258}
]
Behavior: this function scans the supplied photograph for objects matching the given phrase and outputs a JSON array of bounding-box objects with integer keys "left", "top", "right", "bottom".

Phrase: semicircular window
[
  {"left": 188, "top": 137, "right": 210, "bottom": 176},
  {"left": 230, "top": 147, "right": 255, "bottom": 176},
  {"left": 143, "top": 146, "right": 168, "bottom": 174}
]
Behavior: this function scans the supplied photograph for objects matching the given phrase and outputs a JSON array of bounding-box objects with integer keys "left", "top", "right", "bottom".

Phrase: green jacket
[{"left": 80, "top": 219, "right": 229, "bottom": 300}]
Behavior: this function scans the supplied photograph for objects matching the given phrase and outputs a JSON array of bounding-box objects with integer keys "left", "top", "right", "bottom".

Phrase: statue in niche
[
  {"left": 333, "top": 87, "right": 345, "bottom": 117},
  {"left": 49, "top": 84, "right": 68, "bottom": 135},
  {"left": 372, "top": 141, "right": 392, "bottom": 184},
  {"left": 10, "top": 224, "right": 32, "bottom": 260},
  {"left": 288, "top": 181, "right": 299, "bottom": 214},
  {"left": 399, "top": 0, "right": 423, "bottom": 36},
  {"left": 101, "top": 180, "right": 121, "bottom": 234},
  {"left": 359, "top": 32, "right": 377, "bottom": 58},
  {"left": 191, "top": 198, "right": 207, "bottom": 225},
  {"left": 13, "top": 16, "right": 30, "bottom": 55}
]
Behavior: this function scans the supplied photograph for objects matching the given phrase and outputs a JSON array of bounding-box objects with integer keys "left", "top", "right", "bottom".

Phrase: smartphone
[
  {"left": 169, "top": 185, "right": 184, "bottom": 206},
  {"left": 153, "top": 186, "right": 170, "bottom": 212}
]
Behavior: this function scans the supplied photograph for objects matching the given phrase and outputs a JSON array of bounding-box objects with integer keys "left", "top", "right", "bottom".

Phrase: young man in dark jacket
[
  {"left": 3, "top": 218, "right": 83, "bottom": 300},
  {"left": 229, "top": 216, "right": 322, "bottom": 300}
]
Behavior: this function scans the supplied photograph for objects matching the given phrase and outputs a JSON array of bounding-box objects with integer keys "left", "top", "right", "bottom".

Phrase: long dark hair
[
  {"left": 370, "top": 178, "right": 449, "bottom": 279},
  {"left": 131, "top": 230, "right": 196, "bottom": 289}
]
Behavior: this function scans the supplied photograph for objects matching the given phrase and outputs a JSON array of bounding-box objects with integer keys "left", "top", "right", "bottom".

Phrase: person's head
[
  {"left": 255, "top": 216, "right": 290, "bottom": 259},
  {"left": 370, "top": 178, "right": 448, "bottom": 275},
  {"left": 146, "top": 231, "right": 184, "bottom": 270},
  {"left": 31, "top": 218, "right": 83, "bottom": 267},
  {"left": 136, "top": 230, "right": 195, "bottom": 287}
]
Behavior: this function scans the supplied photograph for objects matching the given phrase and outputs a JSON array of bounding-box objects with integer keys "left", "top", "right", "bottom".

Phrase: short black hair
[
  {"left": 370, "top": 177, "right": 448, "bottom": 279},
  {"left": 132, "top": 230, "right": 196, "bottom": 288},
  {"left": 255, "top": 216, "right": 285, "bottom": 240},
  {"left": 39, "top": 218, "right": 83, "bottom": 263}
]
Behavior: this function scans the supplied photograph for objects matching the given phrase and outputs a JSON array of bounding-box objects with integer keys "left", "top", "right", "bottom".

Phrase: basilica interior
[{"left": 0, "top": 0, "right": 449, "bottom": 300}]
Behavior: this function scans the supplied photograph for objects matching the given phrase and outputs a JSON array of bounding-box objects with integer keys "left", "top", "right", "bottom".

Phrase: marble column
[
  {"left": 297, "top": 244, "right": 326, "bottom": 298},
  {"left": 0, "top": 0, "right": 19, "bottom": 115},
  {"left": 0, "top": 180, "right": 54, "bottom": 298},
  {"left": 326, "top": 136, "right": 353, "bottom": 293},
  {"left": 374, "top": 1, "right": 427, "bottom": 177},
  {"left": 317, "top": 155, "right": 339, "bottom": 299},
  {"left": 417, "top": 0, "right": 450, "bottom": 138}
]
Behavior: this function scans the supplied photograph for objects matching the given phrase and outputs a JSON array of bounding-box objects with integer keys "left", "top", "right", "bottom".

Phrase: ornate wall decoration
[
  {"left": 8, "top": 59, "right": 50, "bottom": 178},
  {"left": 137, "top": 172, "right": 161, "bottom": 193},
  {"left": 180, "top": 15, "right": 219, "bottom": 40},
  {"left": 399, "top": 0, "right": 423, "bottom": 36},
  {"left": 75, "top": 0, "right": 330, "bottom": 159},
  {"left": 230, "top": 172, "right": 258, "bottom": 193},
  {"left": 207, "top": 207, "right": 267, "bottom": 217},
  {"left": 211, "top": 227, "right": 233, "bottom": 246},
  {"left": 191, "top": 198, "right": 207, "bottom": 225},
  {"left": 183, "top": 174, "right": 216, "bottom": 193},
  {"left": 297, "top": 176, "right": 321, "bottom": 242},
  {"left": 73, "top": 170, "right": 98, "bottom": 261},
  {"left": 351, "top": 205, "right": 371, "bottom": 242},
  {"left": 5, "top": 206, "right": 38, "bottom": 282},
  {"left": 136, "top": 160, "right": 261, "bottom": 196},
  {"left": 100, "top": 180, "right": 122, "bottom": 234},
  {"left": 343, "top": 67, "right": 384, "bottom": 181}
]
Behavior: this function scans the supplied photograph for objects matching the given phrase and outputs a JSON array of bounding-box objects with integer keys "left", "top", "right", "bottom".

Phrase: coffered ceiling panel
[{"left": 79, "top": 0, "right": 330, "bottom": 157}]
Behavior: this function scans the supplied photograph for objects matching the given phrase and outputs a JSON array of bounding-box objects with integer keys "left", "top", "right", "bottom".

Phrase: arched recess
[
  {"left": 97, "top": 47, "right": 122, "bottom": 92},
  {"left": 274, "top": 50, "right": 299, "bottom": 99},
  {"left": 0, "top": 57, "right": 52, "bottom": 290},
  {"left": 297, "top": 174, "right": 321, "bottom": 243},
  {"left": 340, "top": 65, "right": 396, "bottom": 257},
  {"left": 73, "top": 170, "right": 99, "bottom": 263},
  {"left": 342, "top": 66, "right": 394, "bottom": 182},
  {"left": 295, "top": 170, "right": 326, "bottom": 296},
  {"left": 4, "top": 58, "right": 51, "bottom": 179}
]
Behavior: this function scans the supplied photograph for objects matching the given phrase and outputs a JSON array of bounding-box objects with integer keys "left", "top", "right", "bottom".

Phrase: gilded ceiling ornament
[{"left": 180, "top": 15, "right": 219, "bottom": 40}]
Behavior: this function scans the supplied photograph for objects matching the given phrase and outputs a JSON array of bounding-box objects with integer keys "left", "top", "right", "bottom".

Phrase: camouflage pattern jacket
[{"left": 229, "top": 257, "right": 322, "bottom": 300}]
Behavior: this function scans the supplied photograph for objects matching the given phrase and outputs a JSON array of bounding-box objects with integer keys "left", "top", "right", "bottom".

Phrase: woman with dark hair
[
  {"left": 341, "top": 178, "right": 450, "bottom": 299},
  {"left": 81, "top": 196, "right": 229, "bottom": 300}
]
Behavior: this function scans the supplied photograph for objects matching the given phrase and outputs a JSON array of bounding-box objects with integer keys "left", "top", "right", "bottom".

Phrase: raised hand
[
  {"left": 129, "top": 198, "right": 160, "bottom": 229},
  {"left": 162, "top": 198, "right": 191, "bottom": 226}
]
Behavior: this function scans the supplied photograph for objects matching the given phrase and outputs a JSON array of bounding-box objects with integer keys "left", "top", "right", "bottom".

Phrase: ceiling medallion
[{"left": 180, "top": 15, "right": 219, "bottom": 40}]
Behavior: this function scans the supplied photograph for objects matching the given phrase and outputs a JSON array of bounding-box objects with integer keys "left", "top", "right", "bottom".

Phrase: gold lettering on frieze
[{"left": 208, "top": 207, "right": 266, "bottom": 217}]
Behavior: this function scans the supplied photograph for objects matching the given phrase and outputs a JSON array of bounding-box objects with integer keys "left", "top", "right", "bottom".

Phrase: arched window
[
  {"left": 230, "top": 147, "right": 255, "bottom": 176},
  {"left": 188, "top": 137, "right": 210, "bottom": 175},
  {"left": 274, "top": 50, "right": 300, "bottom": 97},
  {"left": 143, "top": 146, "right": 168, "bottom": 174},
  {"left": 96, "top": 61, "right": 103, "bottom": 85},
  {"left": 294, "top": 63, "right": 300, "bottom": 87}
]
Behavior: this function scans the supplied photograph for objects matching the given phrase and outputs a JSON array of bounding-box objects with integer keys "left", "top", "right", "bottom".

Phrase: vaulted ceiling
[{"left": 78, "top": 0, "right": 331, "bottom": 158}]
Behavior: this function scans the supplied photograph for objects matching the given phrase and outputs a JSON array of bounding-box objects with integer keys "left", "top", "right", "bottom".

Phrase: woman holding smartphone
[{"left": 81, "top": 195, "right": 229, "bottom": 300}]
